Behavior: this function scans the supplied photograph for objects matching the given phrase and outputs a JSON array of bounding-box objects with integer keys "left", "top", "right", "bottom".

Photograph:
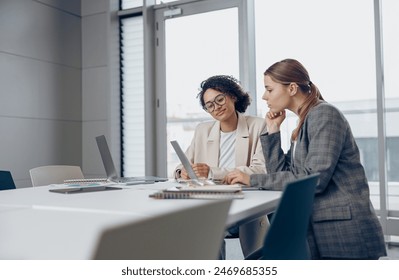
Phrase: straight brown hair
[{"left": 264, "top": 59, "right": 324, "bottom": 141}]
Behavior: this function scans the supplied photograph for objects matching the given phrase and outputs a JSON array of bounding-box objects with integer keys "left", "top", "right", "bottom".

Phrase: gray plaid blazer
[{"left": 251, "top": 102, "right": 386, "bottom": 259}]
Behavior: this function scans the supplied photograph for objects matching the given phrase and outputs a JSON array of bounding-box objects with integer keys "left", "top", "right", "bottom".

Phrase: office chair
[
  {"left": 0, "top": 170, "right": 17, "bottom": 191},
  {"left": 93, "top": 199, "right": 232, "bottom": 260},
  {"left": 29, "top": 165, "right": 84, "bottom": 187},
  {"left": 246, "top": 173, "right": 320, "bottom": 260}
]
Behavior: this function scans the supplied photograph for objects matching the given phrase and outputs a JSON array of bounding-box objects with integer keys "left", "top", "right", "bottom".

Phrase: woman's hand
[
  {"left": 265, "top": 110, "right": 286, "bottom": 134},
  {"left": 181, "top": 163, "right": 210, "bottom": 179},
  {"left": 192, "top": 163, "right": 210, "bottom": 178},
  {"left": 224, "top": 170, "right": 250, "bottom": 186},
  {"left": 180, "top": 168, "right": 189, "bottom": 179}
]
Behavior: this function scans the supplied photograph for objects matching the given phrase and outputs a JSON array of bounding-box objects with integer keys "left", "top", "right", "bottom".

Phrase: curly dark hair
[{"left": 196, "top": 75, "right": 251, "bottom": 113}]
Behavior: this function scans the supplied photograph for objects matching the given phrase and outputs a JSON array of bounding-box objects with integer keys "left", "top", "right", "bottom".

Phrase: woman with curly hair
[
  {"left": 175, "top": 75, "right": 266, "bottom": 181},
  {"left": 174, "top": 75, "right": 268, "bottom": 259}
]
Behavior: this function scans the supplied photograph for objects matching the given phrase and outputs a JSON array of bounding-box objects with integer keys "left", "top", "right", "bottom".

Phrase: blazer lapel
[
  {"left": 235, "top": 114, "right": 249, "bottom": 166},
  {"left": 207, "top": 122, "right": 220, "bottom": 167}
]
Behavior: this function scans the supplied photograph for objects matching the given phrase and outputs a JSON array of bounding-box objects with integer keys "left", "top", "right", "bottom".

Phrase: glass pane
[
  {"left": 254, "top": 0, "right": 379, "bottom": 206},
  {"left": 121, "top": 0, "right": 183, "bottom": 9},
  {"left": 165, "top": 8, "right": 239, "bottom": 176},
  {"left": 121, "top": 0, "right": 143, "bottom": 9},
  {"left": 382, "top": 0, "right": 399, "bottom": 211}
]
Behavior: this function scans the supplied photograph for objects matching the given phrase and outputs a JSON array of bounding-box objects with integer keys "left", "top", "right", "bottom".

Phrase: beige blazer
[{"left": 175, "top": 113, "right": 267, "bottom": 180}]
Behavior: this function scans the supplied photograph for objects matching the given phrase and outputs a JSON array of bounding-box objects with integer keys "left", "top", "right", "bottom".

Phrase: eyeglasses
[{"left": 203, "top": 93, "right": 227, "bottom": 113}]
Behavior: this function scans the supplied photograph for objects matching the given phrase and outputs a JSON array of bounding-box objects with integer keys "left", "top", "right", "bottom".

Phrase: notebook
[
  {"left": 150, "top": 191, "right": 244, "bottom": 199},
  {"left": 170, "top": 140, "right": 216, "bottom": 186},
  {"left": 96, "top": 135, "right": 168, "bottom": 184},
  {"left": 64, "top": 178, "right": 109, "bottom": 184},
  {"left": 150, "top": 184, "right": 243, "bottom": 200}
]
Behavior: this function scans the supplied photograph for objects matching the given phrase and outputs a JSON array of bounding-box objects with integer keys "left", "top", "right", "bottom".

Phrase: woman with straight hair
[{"left": 225, "top": 59, "right": 387, "bottom": 259}]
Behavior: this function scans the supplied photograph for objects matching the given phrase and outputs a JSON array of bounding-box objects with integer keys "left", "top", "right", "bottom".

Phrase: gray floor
[
  {"left": 226, "top": 238, "right": 399, "bottom": 260},
  {"left": 386, "top": 243, "right": 399, "bottom": 259},
  {"left": 225, "top": 238, "right": 244, "bottom": 260}
]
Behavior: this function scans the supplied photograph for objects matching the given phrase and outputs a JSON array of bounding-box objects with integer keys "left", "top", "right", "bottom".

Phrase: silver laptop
[
  {"left": 96, "top": 135, "right": 168, "bottom": 184},
  {"left": 170, "top": 140, "right": 217, "bottom": 186}
]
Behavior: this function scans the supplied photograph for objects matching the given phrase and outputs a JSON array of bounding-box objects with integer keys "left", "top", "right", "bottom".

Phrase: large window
[
  {"left": 119, "top": 0, "right": 399, "bottom": 236},
  {"left": 382, "top": 0, "right": 399, "bottom": 213},
  {"left": 254, "top": 0, "right": 379, "bottom": 204},
  {"left": 254, "top": 0, "right": 376, "bottom": 148},
  {"left": 163, "top": 8, "right": 239, "bottom": 176},
  {"left": 153, "top": 0, "right": 242, "bottom": 177}
]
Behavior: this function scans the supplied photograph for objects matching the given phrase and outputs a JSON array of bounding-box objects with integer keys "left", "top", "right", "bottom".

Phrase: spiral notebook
[
  {"left": 150, "top": 190, "right": 244, "bottom": 200},
  {"left": 149, "top": 184, "right": 244, "bottom": 200},
  {"left": 64, "top": 178, "right": 108, "bottom": 184}
]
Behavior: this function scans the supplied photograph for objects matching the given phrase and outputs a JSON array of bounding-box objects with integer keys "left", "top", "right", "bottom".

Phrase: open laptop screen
[
  {"left": 96, "top": 135, "right": 168, "bottom": 183},
  {"left": 96, "top": 135, "right": 119, "bottom": 180}
]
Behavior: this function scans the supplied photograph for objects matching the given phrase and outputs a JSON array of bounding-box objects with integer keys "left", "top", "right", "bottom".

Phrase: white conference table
[{"left": 0, "top": 181, "right": 281, "bottom": 259}]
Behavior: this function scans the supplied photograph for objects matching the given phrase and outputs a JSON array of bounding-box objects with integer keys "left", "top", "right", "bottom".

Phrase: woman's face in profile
[
  {"left": 203, "top": 88, "right": 236, "bottom": 122},
  {"left": 262, "top": 75, "right": 291, "bottom": 113}
]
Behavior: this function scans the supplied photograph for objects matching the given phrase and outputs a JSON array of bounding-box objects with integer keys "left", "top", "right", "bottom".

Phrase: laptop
[
  {"left": 96, "top": 135, "right": 168, "bottom": 184},
  {"left": 170, "top": 140, "right": 217, "bottom": 186}
]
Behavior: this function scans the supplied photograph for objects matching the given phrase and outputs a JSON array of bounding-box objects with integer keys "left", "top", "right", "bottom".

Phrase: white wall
[
  {"left": 0, "top": 0, "right": 82, "bottom": 188},
  {"left": 0, "top": 0, "right": 121, "bottom": 186},
  {"left": 81, "top": 0, "right": 120, "bottom": 179}
]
